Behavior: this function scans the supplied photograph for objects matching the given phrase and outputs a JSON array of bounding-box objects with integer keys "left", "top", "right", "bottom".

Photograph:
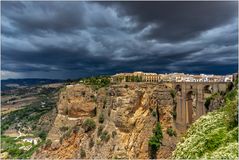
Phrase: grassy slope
[{"left": 172, "top": 87, "right": 238, "bottom": 159}]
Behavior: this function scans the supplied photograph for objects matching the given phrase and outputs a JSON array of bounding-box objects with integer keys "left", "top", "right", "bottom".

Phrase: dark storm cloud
[
  {"left": 114, "top": 1, "right": 238, "bottom": 42},
  {"left": 1, "top": 1, "right": 238, "bottom": 79}
]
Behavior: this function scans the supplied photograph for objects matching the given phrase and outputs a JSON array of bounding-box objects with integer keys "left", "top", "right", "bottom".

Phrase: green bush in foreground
[{"left": 172, "top": 88, "right": 238, "bottom": 159}]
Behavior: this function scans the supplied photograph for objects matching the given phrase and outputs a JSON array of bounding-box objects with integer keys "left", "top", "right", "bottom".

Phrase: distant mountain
[{"left": 1, "top": 78, "right": 64, "bottom": 91}]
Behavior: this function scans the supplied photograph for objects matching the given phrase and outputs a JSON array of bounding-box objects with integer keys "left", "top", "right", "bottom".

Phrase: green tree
[{"left": 148, "top": 122, "right": 163, "bottom": 159}]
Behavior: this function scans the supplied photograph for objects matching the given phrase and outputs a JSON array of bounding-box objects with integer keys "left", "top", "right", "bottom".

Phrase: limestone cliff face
[{"left": 35, "top": 83, "right": 179, "bottom": 159}]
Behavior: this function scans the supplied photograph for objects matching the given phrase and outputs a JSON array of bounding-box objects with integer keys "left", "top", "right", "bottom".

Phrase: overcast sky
[{"left": 1, "top": 1, "right": 238, "bottom": 79}]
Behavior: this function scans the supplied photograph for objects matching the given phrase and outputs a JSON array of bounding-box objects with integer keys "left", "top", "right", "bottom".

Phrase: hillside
[{"left": 172, "top": 86, "right": 238, "bottom": 159}]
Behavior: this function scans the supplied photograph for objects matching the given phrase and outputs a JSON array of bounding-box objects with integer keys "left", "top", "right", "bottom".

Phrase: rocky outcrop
[
  {"left": 57, "top": 85, "right": 97, "bottom": 118},
  {"left": 34, "top": 83, "right": 179, "bottom": 159}
]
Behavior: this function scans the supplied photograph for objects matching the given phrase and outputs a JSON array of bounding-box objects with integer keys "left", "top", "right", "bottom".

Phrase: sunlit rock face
[
  {"left": 34, "top": 83, "right": 179, "bottom": 159},
  {"left": 57, "top": 85, "right": 97, "bottom": 118}
]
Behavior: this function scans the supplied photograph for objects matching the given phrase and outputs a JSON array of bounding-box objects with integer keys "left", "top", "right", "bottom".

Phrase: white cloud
[{"left": 1, "top": 70, "right": 22, "bottom": 79}]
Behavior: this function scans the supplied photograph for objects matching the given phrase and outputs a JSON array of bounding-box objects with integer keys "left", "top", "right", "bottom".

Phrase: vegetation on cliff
[
  {"left": 82, "top": 118, "right": 96, "bottom": 132},
  {"left": 125, "top": 76, "right": 142, "bottom": 82},
  {"left": 172, "top": 86, "right": 238, "bottom": 159},
  {"left": 204, "top": 92, "right": 220, "bottom": 110},
  {"left": 81, "top": 76, "right": 110, "bottom": 90},
  {"left": 148, "top": 122, "right": 163, "bottom": 159}
]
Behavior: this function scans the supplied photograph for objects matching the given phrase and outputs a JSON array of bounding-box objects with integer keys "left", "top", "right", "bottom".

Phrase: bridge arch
[
  {"left": 175, "top": 84, "right": 182, "bottom": 96},
  {"left": 203, "top": 85, "right": 213, "bottom": 93},
  {"left": 203, "top": 85, "right": 213, "bottom": 99},
  {"left": 175, "top": 84, "right": 182, "bottom": 91}
]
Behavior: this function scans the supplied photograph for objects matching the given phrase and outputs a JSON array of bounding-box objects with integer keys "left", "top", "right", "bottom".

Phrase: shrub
[
  {"left": 98, "top": 113, "right": 105, "bottom": 123},
  {"left": 204, "top": 128, "right": 226, "bottom": 151},
  {"left": 204, "top": 97, "right": 212, "bottom": 110},
  {"left": 226, "top": 82, "right": 233, "bottom": 92},
  {"left": 97, "top": 125, "right": 104, "bottom": 137},
  {"left": 89, "top": 138, "right": 94, "bottom": 148},
  {"left": 152, "top": 110, "right": 157, "bottom": 117},
  {"left": 224, "top": 89, "right": 238, "bottom": 129},
  {"left": 96, "top": 139, "right": 101, "bottom": 145},
  {"left": 92, "top": 107, "right": 97, "bottom": 117},
  {"left": 148, "top": 122, "right": 163, "bottom": 159},
  {"left": 103, "top": 99, "right": 107, "bottom": 109},
  {"left": 100, "top": 131, "right": 110, "bottom": 142},
  {"left": 170, "top": 90, "right": 176, "bottom": 98},
  {"left": 63, "top": 107, "right": 68, "bottom": 115},
  {"left": 59, "top": 126, "right": 69, "bottom": 132},
  {"left": 220, "top": 91, "right": 226, "bottom": 96},
  {"left": 234, "top": 77, "right": 238, "bottom": 86},
  {"left": 112, "top": 131, "right": 117, "bottom": 138},
  {"left": 205, "top": 93, "right": 221, "bottom": 110},
  {"left": 80, "top": 148, "right": 86, "bottom": 158},
  {"left": 60, "top": 136, "right": 63, "bottom": 144},
  {"left": 149, "top": 108, "right": 153, "bottom": 112},
  {"left": 167, "top": 127, "right": 177, "bottom": 137},
  {"left": 45, "top": 139, "right": 52, "bottom": 148},
  {"left": 82, "top": 118, "right": 96, "bottom": 132},
  {"left": 225, "top": 89, "right": 237, "bottom": 101},
  {"left": 172, "top": 108, "right": 177, "bottom": 119},
  {"left": 72, "top": 125, "right": 80, "bottom": 133},
  {"left": 38, "top": 131, "right": 47, "bottom": 140},
  {"left": 63, "top": 128, "right": 72, "bottom": 139},
  {"left": 32, "top": 125, "right": 37, "bottom": 130}
]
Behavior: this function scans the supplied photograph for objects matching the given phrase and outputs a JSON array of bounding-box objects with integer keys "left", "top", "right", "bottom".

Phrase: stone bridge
[{"left": 167, "top": 82, "right": 230, "bottom": 129}]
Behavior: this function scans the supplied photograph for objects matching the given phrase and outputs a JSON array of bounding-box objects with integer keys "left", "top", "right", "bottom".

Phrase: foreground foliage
[{"left": 172, "top": 87, "right": 238, "bottom": 159}]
